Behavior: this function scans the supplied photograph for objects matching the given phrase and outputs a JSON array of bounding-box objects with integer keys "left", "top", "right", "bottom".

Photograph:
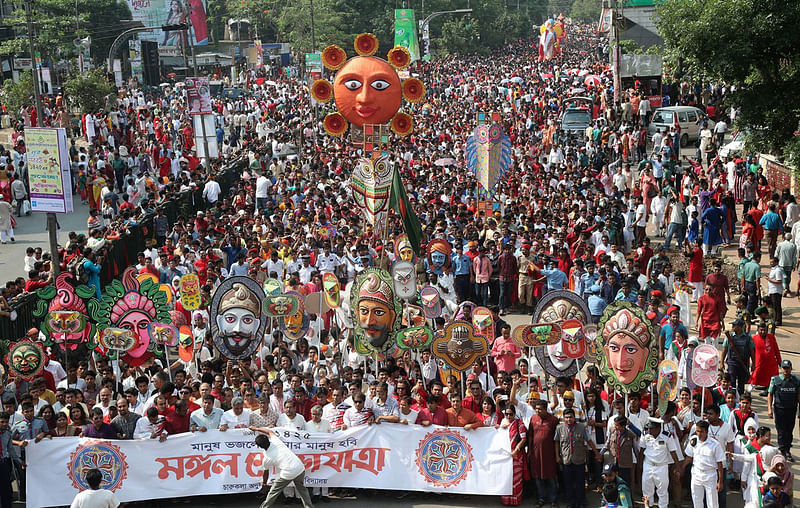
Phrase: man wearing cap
[
  {"left": 601, "top": 463, "right": 632, "bottom": 508},
  {"left": 639, "top": 418, "right": 679, "bottom": 508},
  {"left": 767, "top": 359, "right": 800, "bottom": 461},
  {"left": 720, "top": 319, "right": 754, "bottom": 394},
  {"left": 683, "top": 420, "right": 725, "bottom": 508}
]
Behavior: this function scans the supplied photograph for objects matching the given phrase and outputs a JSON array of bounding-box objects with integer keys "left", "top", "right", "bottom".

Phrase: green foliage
[
  {"left": 0, "top": 71, "right": 34, "bottom": 120},
  {"left": 656, "top": 0, "right": 800, "bottom": 163},
  {"left": 570, "top": 0, "right": 600, "bottom": 22},
  {"left": 438, "top": 17, "right": 481, "bottom": 55},
  {"left": 63, "top": 69, "right": 116, "bottom": 113}
]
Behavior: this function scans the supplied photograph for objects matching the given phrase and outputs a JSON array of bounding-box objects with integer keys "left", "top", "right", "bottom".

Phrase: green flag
[{"left": 389, "top": 167, "right": 423, "bottom": 257}]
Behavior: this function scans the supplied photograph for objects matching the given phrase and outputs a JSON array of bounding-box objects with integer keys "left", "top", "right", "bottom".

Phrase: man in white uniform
[
  {"left": 640, "top": 418, "right": 680, "bottom": 508},
  {"left": 683, "top": 420, "right": 725, "bottom": 508}
]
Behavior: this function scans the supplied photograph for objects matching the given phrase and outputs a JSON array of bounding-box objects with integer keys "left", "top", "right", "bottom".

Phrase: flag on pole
[{"left": 389, "top": 168, "right": 423, "bottom": 257}]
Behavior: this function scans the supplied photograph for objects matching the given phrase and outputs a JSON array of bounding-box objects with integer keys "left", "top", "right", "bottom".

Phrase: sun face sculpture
[{"left": 312, "top": 33, "right": 425, "bottom": 138}]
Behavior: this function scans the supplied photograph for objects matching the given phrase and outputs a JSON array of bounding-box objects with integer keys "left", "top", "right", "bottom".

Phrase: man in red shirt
[
  {"left": 696, "top": 281, "right": 722, "bottom": 340},
  {"left": 462, "top": 380, "right": 486, "bottom": 414},
  {"left": 164, "top": 400, "right": 191, "bottom": 434},
  {"left": 417, "top": 395, "right": 448, "bottom": 426}
]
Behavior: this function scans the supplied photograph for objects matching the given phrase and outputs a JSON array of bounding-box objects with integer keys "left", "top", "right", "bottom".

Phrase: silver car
[{"left": 647, "top": 106, "right": 714, "bottom": 147}]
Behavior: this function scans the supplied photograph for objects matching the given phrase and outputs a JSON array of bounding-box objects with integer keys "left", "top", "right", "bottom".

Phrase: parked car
[
  {"left": 647, "top": 106, "right": 714, "bottom": 147},
  {"left": 718, "top": 129, "right": 748, "bottom": 158}
]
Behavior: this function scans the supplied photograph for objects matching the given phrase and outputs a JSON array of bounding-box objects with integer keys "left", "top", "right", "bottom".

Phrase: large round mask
[
  {"left": 209, "top": 276, "right": 266, "bottom": 360},
  {"left": 6, "top": 339, "right": 45, "bottom": 380},
  {"left": 333, "top": 56, "right": 402, "bottom": 127}
]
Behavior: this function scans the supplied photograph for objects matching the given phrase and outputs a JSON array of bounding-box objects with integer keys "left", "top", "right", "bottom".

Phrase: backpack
[{"left": 69, "top": 256, "right": 89, "bottom": 285}]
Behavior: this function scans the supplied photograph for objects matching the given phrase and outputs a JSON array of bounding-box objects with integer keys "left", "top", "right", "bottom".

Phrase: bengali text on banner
[{"left": 26, "top": 425, "right": 512, "bottom": 507}]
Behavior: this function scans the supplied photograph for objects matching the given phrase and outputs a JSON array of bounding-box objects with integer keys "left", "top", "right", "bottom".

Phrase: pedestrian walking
[{"left": 766, "top": 360, "right": 800, "bottom": 462}]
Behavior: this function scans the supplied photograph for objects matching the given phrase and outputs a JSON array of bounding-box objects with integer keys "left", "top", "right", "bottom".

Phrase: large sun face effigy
[{"left": 310, "top": 33, "right": 426, "bottom": 138}]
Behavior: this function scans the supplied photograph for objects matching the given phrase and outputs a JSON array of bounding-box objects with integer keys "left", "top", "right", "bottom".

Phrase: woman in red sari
[
  {"left": 498, "top": 404, "right": 528, "bottom": 506},
  {"left": 749, "top": 321, "right": 780, "bottom": 392}
]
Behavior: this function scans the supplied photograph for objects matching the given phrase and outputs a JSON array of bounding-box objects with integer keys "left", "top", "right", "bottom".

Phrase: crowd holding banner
[{"left": 0, "top": 13, "right": 797, "bottom": 508}]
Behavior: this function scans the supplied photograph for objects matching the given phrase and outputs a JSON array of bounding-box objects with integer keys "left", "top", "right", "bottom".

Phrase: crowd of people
[{"left": 0, "top": 18, "right": 797, "bottom": 508}]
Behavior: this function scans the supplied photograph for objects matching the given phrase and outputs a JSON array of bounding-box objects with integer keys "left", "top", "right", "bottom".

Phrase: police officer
[
  {"left": 767, "top": 359, "right": 800, "bottom": 462},
  {"left": 640, "top": 418, "right": 680, "bottom": 508}
]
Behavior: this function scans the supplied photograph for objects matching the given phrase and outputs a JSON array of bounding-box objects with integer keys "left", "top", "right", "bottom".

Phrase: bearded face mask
[{"left": 210, "top": 277, "right": 266, "bottom": 360}]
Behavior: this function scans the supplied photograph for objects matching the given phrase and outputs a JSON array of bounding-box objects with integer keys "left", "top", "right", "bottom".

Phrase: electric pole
[{"left": 25, "top": 0, "right": 60, "bottom": 277}]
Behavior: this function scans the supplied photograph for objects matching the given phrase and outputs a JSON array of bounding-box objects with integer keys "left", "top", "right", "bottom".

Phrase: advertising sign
[
  {"left": 185, "top": 76, "right": 212, "bottom": 115},
  {"left": 25, "top": 127, "right": 73, "bottom": 213},
  {"left": 124, "top": 0, "right": 209, "bottom": 55},
  {"left": 27, "top": 426, "right": 512, "bottom": 507},
  {"left": 394, "top": 9, "right": 420, "bottom": 62},
  {"left": 305, "top": 52, "right": 322, "bottom": 80}
]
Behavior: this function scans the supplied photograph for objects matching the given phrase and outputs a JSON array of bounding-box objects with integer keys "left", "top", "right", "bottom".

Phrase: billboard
[
  {"left": 25, "top": 128, "right": 73, "bottom": 214},
  {"left": 394, "top": 9, "right": 420, "bottom": 63},
  {"left": 305, "top": 52, "right": 322, "bottom": 80},
  {"left": 125, "top": 0, "right": 209, "bottom": 55}
]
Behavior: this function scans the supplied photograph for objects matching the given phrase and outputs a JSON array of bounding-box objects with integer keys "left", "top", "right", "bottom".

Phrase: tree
[
  {"left": 656, "top": 0, "right": 800, "bottom": 167},
  {"left": 570, "top": 0, "right": 600, "bottom": 22},
  {"left": 0, "top": 71, "right": 34, "bottom": 120},
  {"left": 63, "top": 69, "right": 116, "bottom": 113}
]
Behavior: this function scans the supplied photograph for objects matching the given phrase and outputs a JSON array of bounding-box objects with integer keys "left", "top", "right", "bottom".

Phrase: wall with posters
[{"left": 26, "top": 426, "right": 512, "bottom": 507}]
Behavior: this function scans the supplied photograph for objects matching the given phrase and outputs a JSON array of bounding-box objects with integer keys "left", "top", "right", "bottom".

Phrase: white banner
[{"left": 26, "top": 425, "right": 512, "bottom": 507}]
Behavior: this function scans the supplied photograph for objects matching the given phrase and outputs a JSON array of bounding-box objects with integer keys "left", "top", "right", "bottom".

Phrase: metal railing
[{"left": 0, "top": 160, "right": 243, "bottom": 343}]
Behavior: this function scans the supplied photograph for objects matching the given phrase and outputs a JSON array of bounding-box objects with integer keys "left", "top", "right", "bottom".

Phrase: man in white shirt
[
  {"left": 640, "top": 419, "right": 680, "bottom": 508},
  {"left": 321, "top": 387, "right": 349, "bottom": 431},
  {"left": 219, "top": 397, "right": 251, "bottom": 430},
  {"left": 261, "top": 251, "right": 286, "bottom": 280},
  {"left": 255, "top": 172, "right": 271, "bottom": 212},
  {"left": 250, "top": 427, "right": 313, "bottom": 508},
  {"left": 683, "top": 420, "right": 725, "bottom": 508},
  {"left": 202, "top": 175, "right": 221, "bottom": 205},
  {"left": 69, "top": 468, "right": 120, "bottom": 508},
  {"left": 342, "top": 394, "right": 373, "bottom": 429},
  {"left": 133, "top": 407, "right": 167, "bottom": 440},
  {"left": 276, "top": 399, "right": 305, "bottom": 430},
  {"left": 634, "top": 195, "right": 648, "bottom": 247}
]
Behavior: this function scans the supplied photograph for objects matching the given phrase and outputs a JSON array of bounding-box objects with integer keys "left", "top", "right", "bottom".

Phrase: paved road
[{"left": 0, "top": 196, "right": 89, "bottom": 280}]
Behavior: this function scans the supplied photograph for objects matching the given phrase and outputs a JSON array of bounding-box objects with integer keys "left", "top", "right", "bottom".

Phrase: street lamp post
[
  {"left": 419, "top": 9, "right": 472, "bottom": 60},
  {"left": 24, "top": 0, "right": 60, "bottom": 277}
]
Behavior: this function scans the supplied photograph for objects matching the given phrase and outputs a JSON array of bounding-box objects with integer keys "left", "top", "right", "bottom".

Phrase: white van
[{"left": 647, "top": 106, "right": 714, "bottom": 147}]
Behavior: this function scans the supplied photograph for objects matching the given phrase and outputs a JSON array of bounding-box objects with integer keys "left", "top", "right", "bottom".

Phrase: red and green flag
[{"left": 389, "top": 168, "right": 423, "bottom": 257}]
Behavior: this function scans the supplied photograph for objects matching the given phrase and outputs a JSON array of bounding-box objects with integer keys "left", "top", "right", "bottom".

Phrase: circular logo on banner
[
  {"left": 415, "top": 429, "right": 474, "bottom": 487},
  {"left": 67, "top": 441, "right": 128, "bottom": 492}
]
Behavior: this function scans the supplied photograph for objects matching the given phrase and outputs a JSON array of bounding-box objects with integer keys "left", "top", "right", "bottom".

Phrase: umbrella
[
  {"left": 540, "top": 73, "right": 554, "bottom": 80},
  {"left": 434, "top": 158, "right": 456, "bottom": 167},
  {"left": 584, "top": 75, "right": 602, "bottom": 87},
  {"left": 499, "top": 78, "right": 510, "bottom": 85},
  {"left": 510, "top": 76, "right": 525, "bottom": 84},
  {"left": 265, "top": 80, "right": 277, "bottom": 86},
  {"left": 578, "top": 69, "right": 590, "bottom": 77}
]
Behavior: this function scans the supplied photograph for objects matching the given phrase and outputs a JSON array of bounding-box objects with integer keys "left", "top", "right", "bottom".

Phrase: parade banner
[
  {"left": 25, "top": 127, "right": 73, "bottom": 213},
  {"left": 26, "top": 425, "right": 512, "bottom": 507}
]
